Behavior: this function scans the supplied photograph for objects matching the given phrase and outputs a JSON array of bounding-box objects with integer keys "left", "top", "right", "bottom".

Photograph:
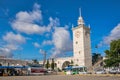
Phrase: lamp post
[{"left": 40, "top": 49, "right": 46, "bottom": 68}]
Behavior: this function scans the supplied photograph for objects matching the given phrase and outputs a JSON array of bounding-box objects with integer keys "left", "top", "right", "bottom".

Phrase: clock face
[{"left": 75, "top": 31, "right": 80, "bottom": 38}]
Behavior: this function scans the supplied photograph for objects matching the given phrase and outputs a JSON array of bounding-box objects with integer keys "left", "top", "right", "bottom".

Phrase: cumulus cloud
[
  {"left": 41, "top": 26, "right": 73, "bottom": 58},
  {"left": 42, "top": 40, "right": 53, "bottom": 45},
  {"left": 0, "top": 32, "right": 25, "bottom": 58},
  {"left": 51, "top": 27, "right": 73, "bottom": 58},
  {"left": 11, "top": 3, "right": 60, "bottom": 35},
  {"left": 3, "top": 32, "right": 26, "bottom": 44},
  {"left": 0, "top": 47, "right": 13, "bottom": 58},
  {"left": 11, "top": 3, "right": 44, "bottom": 34},
  {"left": 33, "top": 42, "right": 40, "bottom": 48},
  {"left": 48, "top": 17, "right": 60, "bottom": 30},
  {"left": 99, "top": 23, "right": 120, "bottom": 46},
  {"left": 0, "top": 44, "right": 19, "bottom": 58}
]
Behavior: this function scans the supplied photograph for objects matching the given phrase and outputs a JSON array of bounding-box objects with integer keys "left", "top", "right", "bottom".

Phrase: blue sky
[{"left": 0, "top": 0, "right": 120, "bottom": 60}]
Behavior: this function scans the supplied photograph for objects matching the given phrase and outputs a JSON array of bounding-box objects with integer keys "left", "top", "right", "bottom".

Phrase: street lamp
[{"left": 39, "top": 49, "right": 46, "bottom": 68}]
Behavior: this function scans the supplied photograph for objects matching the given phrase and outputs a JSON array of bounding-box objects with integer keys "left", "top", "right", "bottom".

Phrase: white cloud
[
  {"left": 11, "top": 3, "right": 60, "bottom": 35},
  {"left": 48, "top": 17, "right": 60, "bottom": 30},
  {"left": 51, "top": 27, "right": 73, "bottom": 58},
  {"left": 33, "top": 42, "right": 40, "bottom": 48},
  {"left": 0, "top": 44, "right": 19, "bottom": 58},
  {"left": 33, "top": 3, "right": 41, "bottom": 12},
  {"left": 12, "top": 22, "right": 48, "bottom": 34},
  {"left": 42, "top": 40, "right": 53, "bottom": 45},
  {"left": 3, "top": 32, "right": 26, "bottom": 44},
  {"left": 0, "top": 47, "right": 13, "bottom": 58},
  {"left": 5, "top": 44, "right": 19, "bottom": 51},
  {"left": 99, "top": 23, "right": 120, "bottom": 46},
  {"left": 1, "top": 32, "right": 25, "bottom": 58},
  {"left": 11, "top": 3, "right": 44, "bottom": 34},
  {"left": 39, "top": 49, "right": 46, "bottom": 55},
  {"left": 16, "top": 3, "right": 42, "bottom": 22}
]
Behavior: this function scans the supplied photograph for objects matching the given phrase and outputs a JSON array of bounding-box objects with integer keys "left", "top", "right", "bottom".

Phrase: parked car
[
  {"left": 47, "top": 69, "right": 53, "bottom": 73},
  {"left": 65, "top": 70, "right": 72, "bottom": 75},
  {"left": 95, "top": 70, "right": 106, "bottom": 74},
  {"left": 109, "top": 69, "right": 120, "bottom": 74},
  {"left": 79, "top": 71, "right": 87, "bottom": 74},
  {"left": 117, "top": 69, "right": 120, "bottom": 74}
]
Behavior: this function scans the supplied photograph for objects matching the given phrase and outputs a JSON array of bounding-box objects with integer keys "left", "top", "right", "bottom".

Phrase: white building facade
[{"left": 72, "top": 14, "right": 92, "bottom": 70}]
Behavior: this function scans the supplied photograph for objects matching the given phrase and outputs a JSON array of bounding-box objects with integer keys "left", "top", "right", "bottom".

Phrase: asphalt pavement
[{"left": 0, "top": 75, "right": 120, "bottom": 80}]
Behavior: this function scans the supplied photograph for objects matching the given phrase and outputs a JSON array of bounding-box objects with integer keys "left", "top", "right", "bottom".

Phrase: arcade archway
[{"left": 62, "top": 61, "right": 70, "bottom": 69}]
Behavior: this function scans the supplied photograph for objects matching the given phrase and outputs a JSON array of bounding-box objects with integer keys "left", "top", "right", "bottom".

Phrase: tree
[
  {"left": 70, "top": 60, "right": 74, "bottom": 64},
  {"left": 51, "top": 58, "right": 55, "bottom": 70},
  {"left": 75, "top": 64, "right": 78, "bottom": 66},
  {"left": 45, "top": 59, "right": 50, "bottom": 69},
  {"left": 32, "top": 59, "right": 39, "bottom": 64},
  {"left": 104, "top": 39, "right": 120, "bottom": 67},
  {"left": 92, "top": 53, "right": 102, "bottom": 65},
  {"left": 69, "top": 60, "right": 74, "bottom": 67}
]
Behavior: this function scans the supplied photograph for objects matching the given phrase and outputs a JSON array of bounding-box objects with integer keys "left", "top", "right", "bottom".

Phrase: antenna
[{"left": 79, "top": 8, "right": 81, "bottom": 17}]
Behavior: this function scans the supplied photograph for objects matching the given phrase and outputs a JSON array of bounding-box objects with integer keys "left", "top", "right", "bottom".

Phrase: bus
[
  {"left": 27, "top": 64, "right": 47, "bottom": 75},
  {"left": 72, "top": 66, "right": 87, "bottom": 74},
  {"left": 64, "top": 66, "right": 87, "bottom": 75},
  {"left": 0, "top": 66, "right": 28, "bottom": 76}
]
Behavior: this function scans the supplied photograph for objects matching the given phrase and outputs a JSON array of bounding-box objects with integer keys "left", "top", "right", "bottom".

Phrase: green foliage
[
  {"left": 57, "top": 68, "right": 61, "bottom": 72},
  {"left": 75, "top": 64, "right": 78, "bottom": 66},
  {"left": 54, "top": 63, "right": 57, "bottom": 67},
  {"left": 104, "top": 39, "right": 120, "bottom": 67},
  {"left": 45, "top": 59, "right": 50, "bottom": 69},
  {"left": 32, "top": 59, "right": 39, "bottom": 64},
  {"left": 92, "top": 53, "right": 102, "bottom": 65},
  {"left": 51, "top": 58, "right": 55, "bottom": 70},
  {"left": 70, "top": 60, "right": 74, "bottom": 64}
]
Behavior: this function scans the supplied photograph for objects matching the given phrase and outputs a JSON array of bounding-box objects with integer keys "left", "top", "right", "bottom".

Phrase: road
[{"left": 0, "top": 75, "right": 120, "bottom": 80}]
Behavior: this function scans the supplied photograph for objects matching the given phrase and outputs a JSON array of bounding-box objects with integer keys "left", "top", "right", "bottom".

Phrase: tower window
[
  {"left": 76, "top": 41, "right": 78, "bottom": 44},
  {"left": 77, "top": 59, "right": 79, "bottom": 61},
  {"left": 79, "top": 51, "right": 80, "bottom": 54}
]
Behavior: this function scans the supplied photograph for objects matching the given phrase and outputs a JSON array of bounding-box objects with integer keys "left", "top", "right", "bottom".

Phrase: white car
[
  {"left": 109, "top": 69, "right": 117, "bottom": 74},
  {"left": 47, "top": 69, "right": 53, "bottom": 73},
  {"left": 65, "top": 70, "right": 72, "bottom": 75},
  {"left": 79, "top": 71, "right": 87, "bottom": 74},
  {"left": 95, "top": 70, "right": 106, "bottom": 74}
]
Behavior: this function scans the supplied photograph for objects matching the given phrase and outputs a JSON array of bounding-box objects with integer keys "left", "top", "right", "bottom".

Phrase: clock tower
[{"left": 72, "top": 9, "right": 92, "bottom": 70}]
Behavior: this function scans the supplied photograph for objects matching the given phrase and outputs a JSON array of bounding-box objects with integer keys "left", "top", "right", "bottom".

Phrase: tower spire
[
  {"left": 78, "top": 8, "right": 84, "bottom": 25},
  {"left": 79, "top": 8, "right": 81, "bottom": 17}
]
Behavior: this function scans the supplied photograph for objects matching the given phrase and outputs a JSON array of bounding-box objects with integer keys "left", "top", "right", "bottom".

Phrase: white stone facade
[{"left": 72, "top": 24, "right": 92, "bottom": 70}]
